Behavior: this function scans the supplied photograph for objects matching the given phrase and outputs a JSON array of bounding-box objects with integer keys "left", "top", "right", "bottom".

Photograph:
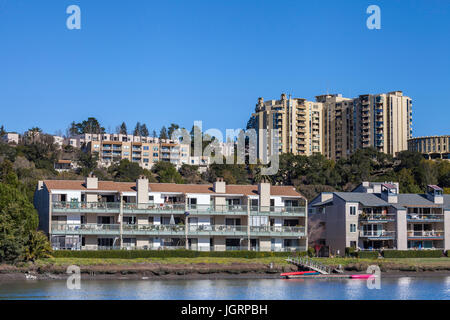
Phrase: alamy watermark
[
  {"left": 366, "top": 5, "right": 381, "bottom": 30},
  {"left": 66, "top": 265, "right": 81, "bottom": 290},
  {"left": 66, "top": 5, "right": 81, "bottom": 30},
  {"left": 366, "top": 265, "right": 381, "bottom": 289},
  {"left": 170, "top": 120, "right": 280, "bottom": 175}
]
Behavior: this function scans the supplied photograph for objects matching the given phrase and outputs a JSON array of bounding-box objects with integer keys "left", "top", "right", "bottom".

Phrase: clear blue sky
[{"left": 0, "top": 0, "right": 449, "bottom": 137}]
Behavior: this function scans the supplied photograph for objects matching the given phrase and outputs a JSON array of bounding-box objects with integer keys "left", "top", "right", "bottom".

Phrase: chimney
[
  {"left": 85, "top": 174, "right": 98, "bottom": 189},
  {"left": 136, "top": 175, "right": 149, "bottom": 205},
  {"left": 426, "top": 185, "right": 443, "bottom": 204},
  {"left": 213, "top": 177, "right": 226, "bottom": 193},
  {"left": 258, "top": 181, "right": 271, "bottom": 211}
]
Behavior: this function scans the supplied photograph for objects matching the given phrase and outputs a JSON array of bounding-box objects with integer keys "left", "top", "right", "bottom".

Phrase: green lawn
[
  {"left": 33, "top": 257, "right": 450, "bottom": 268},
  {"left": 35, "top": 256, "right": 290, "bottom": 267}
]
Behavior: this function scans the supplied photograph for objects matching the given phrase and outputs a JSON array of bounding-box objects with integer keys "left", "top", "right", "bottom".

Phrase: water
[{"left": 0, "top": 277, "right": 449, "bottom": 300}]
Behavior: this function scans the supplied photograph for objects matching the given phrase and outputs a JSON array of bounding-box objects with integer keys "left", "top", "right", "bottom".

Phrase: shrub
[
  {"left": 50, "top": 249, "right": 305, "bottom": 259},
  {"left": 357, "top": 251, "right": 379, "bottom": 259},
  {"left": 382, "top": 250, "right": 444, "bottom": 258},
  {"left": 345, "top": 247, "right": 357, "bottom": 258}
]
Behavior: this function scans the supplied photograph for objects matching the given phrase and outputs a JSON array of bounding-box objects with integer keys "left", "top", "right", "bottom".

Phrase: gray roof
[
  {"left": 397, "top": 194, "right": 439, "bottom": 207},
  {"left": 334, "top": 192, "right": 388, "bottom": 207},
  {"left": 311, "top": 190, "right": 450, "bottom": 210},
  {"left": 311, "top": 198, "right": 333, "bottom": 207}
]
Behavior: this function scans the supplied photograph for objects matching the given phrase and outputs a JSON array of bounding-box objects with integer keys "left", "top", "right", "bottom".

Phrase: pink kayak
[
  {"left": 351, "top": 274, "right": 375, "bottom": 279},
  {"left": 280, "top": 271, "right": 319, "bottom": 277}
]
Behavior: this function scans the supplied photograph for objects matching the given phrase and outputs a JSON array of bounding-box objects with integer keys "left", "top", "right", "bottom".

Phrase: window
[
  {"left": 143, "top": 146, "right": 149, "bottom": 150},
  {"left": 123, "top": 216, "right": 136, "bottom": 225},
  {"left": 349, "top": 206, "right": 356, "bottom": 215},
  {"left": 350, "top": 224, "right": 356, "bottom": 233}
]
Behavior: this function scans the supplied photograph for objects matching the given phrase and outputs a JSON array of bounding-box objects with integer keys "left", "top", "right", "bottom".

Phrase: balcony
[
  {"left": 51, "top": 223, "right": 305, "bottom": 237},
  {"left": 407, "top": 214, "right": 444, "bottom": 222},
  {"left": 359, "top": 214, "right": 395, "bottom": 223},
  {"left": 407, "top": 230, "right": 444, "bottom": 239},
  {"left": 250, "top": 226, "right": 305, "bottom": 237},
  {"left": 359, "top": 230, "right": 395, "bottom": 239},
  {"left": 52, "top": 223, "right": 120, "bottom": 235},
  {"left": 52, "top": 202, "right": 120, "bottom": 213},
  {"left": 52, "top": 202, "right": 306, "bottom": 217}
]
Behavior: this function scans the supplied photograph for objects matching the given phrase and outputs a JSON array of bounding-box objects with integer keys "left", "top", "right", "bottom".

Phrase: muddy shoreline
[{"left": 1, "top": 262, "right": 450, "bottom": 281}]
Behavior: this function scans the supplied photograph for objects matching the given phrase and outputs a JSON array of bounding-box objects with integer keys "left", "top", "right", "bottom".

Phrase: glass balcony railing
[
  {"left": 359, "top": 230, "right": 395, "bottom": 238},
  {"left": 52, "top": 202, "right": 120, "bottom": 212},
  {"left": 407, "top": 214, "right": 444, "bottom": 222},
  {"left": 52, "top": 202, "right": 306, "bottom": 216},
  {"left": 359, "top": 214, "right": 395, "bottom": 222},
  {"left": 407, "top": 230, "right": 444, "bottom": 238}
]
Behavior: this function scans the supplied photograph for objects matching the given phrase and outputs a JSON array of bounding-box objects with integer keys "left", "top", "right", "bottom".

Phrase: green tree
[
  {"left": 159, "top": 126, "right": 169, "bottom": 140},
  {"left": 119, "top": 122, "right": 128, "bottom": 135},
  {"left": 133, "top": 122, "right": 141, "bottom": 136},
  {"left": 76, "top": 151, "right": 98, "bottom": 176},
  {"left": 140, "top": 124, "right": 149, "bottom": 137},
  {"left": 108, "top": 159, "right": 145, "bottom": 182},
  {"left": 0, "top": 182, "right": 39, "bottom": 263},
  {"left": 168, "top": 123, "right": 180, "bottom": 139},
  {"left": 152, "top": 161, "right": 183, "bottom": 183},
  {"left": 0, "top": 125, "right": 6, "bottom": 136}
]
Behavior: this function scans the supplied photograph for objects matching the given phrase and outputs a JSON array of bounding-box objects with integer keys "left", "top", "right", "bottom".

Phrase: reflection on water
[{"left": 0, "top": 277, "right": 449, "bottom": 300}]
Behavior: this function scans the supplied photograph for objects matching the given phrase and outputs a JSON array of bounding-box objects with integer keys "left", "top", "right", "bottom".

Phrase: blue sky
[{"left": 0, "top": 0, "right": 449, "bottom": 137}]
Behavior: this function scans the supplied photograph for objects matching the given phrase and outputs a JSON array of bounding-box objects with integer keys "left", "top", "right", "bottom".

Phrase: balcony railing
[
  {"left": 52, "top": 201, "right": 306, "bottom": 216},
  {"left": 52, "top": 202, "right": 120, "bottom": 212},
  {"left": 359, "top": 230, "right": 396, "bottom": 238},
  {"left": 271, "top": 246, "right": 307, "bottom": 252},
  {"left": 407, "top": 214, "right": 444, "bottom": 222},
  {"left": 51, "top": 223, "right": 306, "bottom": 236},
  {"left": 359, "top": 214, "right": 395, "bottom": 222},
  {"left": 407, "top": 230, "right": 444, "bottom": 238},
  {"left": 250, "top": 226, "right": 305, "bottom": 235},
  {"left": 52, "top": 223, "right": 120, "bottom": 235}
]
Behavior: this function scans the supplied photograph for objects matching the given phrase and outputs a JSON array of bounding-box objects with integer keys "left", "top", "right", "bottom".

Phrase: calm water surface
[{"left": 0, "top": 277, "right": 449, "bottom": 300}]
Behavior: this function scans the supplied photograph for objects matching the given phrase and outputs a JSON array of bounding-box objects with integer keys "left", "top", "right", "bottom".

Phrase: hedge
[
  {"left": 357, "top": 251, "right": 379, "bottom": 259},
  {"left": 50, "top": 249, "right": 306, "bottom": 259},
  {"left": 382, "top": 250, "right": 444, "bottom": 258}
]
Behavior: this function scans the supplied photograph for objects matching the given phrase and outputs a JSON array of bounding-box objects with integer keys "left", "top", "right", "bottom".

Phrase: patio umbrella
[{"left": 169, "top": 214, "right": 175, "bottom": 225}]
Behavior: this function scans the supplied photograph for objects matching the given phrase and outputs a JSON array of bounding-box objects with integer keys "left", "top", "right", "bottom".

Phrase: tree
[
  {"left": 152, "top": 130, "right": 157, "bottom": 139},
  {"left": 0, "top": 125, "right": 6, "bottom": 136},
  {"left": 119, "top": 122, "right": 128, "bottom": 135},
  {"left": 76, "top": 151, "right": 98, "bottom": 176},
  {"left": 179, "top": 164, "right": 204, "bottom": 184},
  {"left": 140, "top": 124, "right": 149, "bottom": 137},
  {"left": 0, "top": 181, "right": 40, "bottom": 263},
  {"left": 133, "top": 122, "right": 141, "bottom": 136},
  {"left": 108, "top": 159, "right": 145, "bottom": 182},
  {"left": 152, "top": 161, "right": 183, "bottom": 183},
  {"left": 159, "top": 126, "right": 168, "bottom": 140},
  {"left": 168, "top": 123, "right": 180, "bottom": 139},
  {"left": 68, "top": 118, "right": 105, "bottom": 135}
]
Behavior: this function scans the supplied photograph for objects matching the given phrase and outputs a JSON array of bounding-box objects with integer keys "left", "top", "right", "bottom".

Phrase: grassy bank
[
  {"left": 35, "top": 256, "right": 290, "bottom": 267},
  {"left": 2, "top": 257, "right": 450, "bottom": 279}
]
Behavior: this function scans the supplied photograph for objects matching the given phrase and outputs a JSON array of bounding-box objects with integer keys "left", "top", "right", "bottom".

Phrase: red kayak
[{"left": 280, "top": 271, "right": 319, "bottom": 276}]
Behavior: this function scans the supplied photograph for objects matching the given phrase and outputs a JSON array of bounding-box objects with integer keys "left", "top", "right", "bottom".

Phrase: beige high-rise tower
[
  {"left": 251, "top": 91, "right": 412, "bottom": 161},
  {"left": 252, "top": 94, "right": 323, "bottom": 160}
]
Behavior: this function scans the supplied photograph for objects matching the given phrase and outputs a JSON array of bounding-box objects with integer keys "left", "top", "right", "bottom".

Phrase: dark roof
[
  {"left": 397, "top": 194, "right": 440, "bottom": 207},
  {"left": 334, "top": 192, "right": 388, "bottom": 207},
  {"left": 311, "top": 198, "right": 334, "bottom": 207}
]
